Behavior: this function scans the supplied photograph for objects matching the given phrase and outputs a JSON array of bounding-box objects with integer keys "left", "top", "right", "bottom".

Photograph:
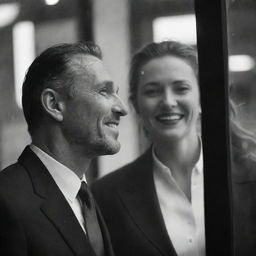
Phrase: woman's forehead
[{"left": 139, "top": 56, "right": 196, "bottom": 80}]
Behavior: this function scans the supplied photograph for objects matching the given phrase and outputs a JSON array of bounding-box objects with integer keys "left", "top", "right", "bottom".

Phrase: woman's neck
[
  {"left": 154, "top": 134, "right": 200, "bottom": 176},
  {"left": 154, "top": 134, "right": 201, "bottom": 201}
]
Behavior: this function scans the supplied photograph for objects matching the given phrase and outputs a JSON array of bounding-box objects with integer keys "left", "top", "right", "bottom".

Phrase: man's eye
[{"left": 100, "top": 88, "right": 109, "bottom": 96}]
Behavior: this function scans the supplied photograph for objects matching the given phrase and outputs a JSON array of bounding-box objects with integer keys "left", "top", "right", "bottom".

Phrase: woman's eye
[
  {"left": 144, "top": 88, "right": 160, "bottom": 96},
  {"left": 176, "top": 86, "right": 190, "bottom": 93}
]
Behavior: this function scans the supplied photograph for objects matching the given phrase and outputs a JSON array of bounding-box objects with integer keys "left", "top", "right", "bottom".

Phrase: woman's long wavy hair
[{"left": 230, "top": 98, "right": 256, "bottom": 162}]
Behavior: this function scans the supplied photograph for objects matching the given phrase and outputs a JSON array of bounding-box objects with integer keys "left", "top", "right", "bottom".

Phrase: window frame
[{"left": 195, "top": 0, "right": 233, "bottom": 255}]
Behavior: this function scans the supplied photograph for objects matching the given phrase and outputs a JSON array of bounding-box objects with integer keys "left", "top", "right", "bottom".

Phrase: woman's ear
[{"left": 41, "top": 88, "right": 64, "bottom": 122}]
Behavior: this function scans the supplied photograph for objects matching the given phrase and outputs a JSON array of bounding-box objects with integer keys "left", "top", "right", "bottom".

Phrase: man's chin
[
  {"left": 103, "top": 141, "right": 121, "bottom": 155},
  {"left": 95, "top": 140, "right": 121, "bottom": 156}
]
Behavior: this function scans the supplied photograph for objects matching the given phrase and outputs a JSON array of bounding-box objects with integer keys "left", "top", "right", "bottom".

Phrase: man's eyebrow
[
  {"left": 95, "top": 80, "right": 114, "bottom": 88},
  {"left": 106, "top": 81, "right": 119, "bottom": 93},
  {"left": 105, "top": 81, "right": 114, "bottom": 86}
]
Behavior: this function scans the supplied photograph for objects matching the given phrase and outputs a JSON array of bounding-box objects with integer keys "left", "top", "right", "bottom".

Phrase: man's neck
[{"left": 32, "top": 138, "right": 92, "bottom": 179}]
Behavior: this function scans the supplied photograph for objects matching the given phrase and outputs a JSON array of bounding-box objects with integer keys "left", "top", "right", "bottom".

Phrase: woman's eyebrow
[{"left": 142, "top": 82, "right": 160, "bottom": 87}]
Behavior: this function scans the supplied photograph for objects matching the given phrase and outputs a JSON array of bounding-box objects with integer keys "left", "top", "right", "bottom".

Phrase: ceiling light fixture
[
  {"left": 44, "top": 0, "right": 60, "bottom": 6},
  {"left": 229, "top": 55, "right": 255, "bottom": 72},
  {"left": 13, "top": 21, "right": 35, "bottom": 108}
]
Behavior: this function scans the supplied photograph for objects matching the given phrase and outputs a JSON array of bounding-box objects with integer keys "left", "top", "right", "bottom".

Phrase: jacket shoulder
[
  {"left": 92, "top": 158, "right": 138, "bottom": 190},
  {"left": 91, "top": 149, "right": 152, "bottom": 195},
  {"left": 0, "top": 161, "right": 33, "bottom": 203},
  {"left": 0, "top": 162, "right": 27, "bottom": 184}
]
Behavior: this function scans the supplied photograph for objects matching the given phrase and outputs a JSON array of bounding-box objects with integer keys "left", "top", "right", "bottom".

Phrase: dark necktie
[{"left": 78, "top": 181, "right": 105, "bottom": 256}]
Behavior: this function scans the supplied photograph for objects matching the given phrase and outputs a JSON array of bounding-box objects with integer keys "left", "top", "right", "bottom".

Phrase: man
[{"left": 0, "top": 42, "right": 127, "bottom": 256}]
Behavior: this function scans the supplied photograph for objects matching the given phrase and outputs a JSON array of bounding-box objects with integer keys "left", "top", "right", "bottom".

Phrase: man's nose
[{"left": 112, "top": 96, "right": 128, "bottom": 116}]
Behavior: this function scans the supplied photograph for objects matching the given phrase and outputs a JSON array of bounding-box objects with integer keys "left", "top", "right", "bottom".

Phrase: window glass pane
[
  {"left": 127, "top": 2, "right": 206, "bottom": 256},
  {"left": 227, "top": 1, "right": 256, "bottom": 255}
]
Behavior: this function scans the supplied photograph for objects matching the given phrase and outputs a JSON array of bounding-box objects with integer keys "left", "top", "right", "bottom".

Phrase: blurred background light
[
  {"left": 0, "top": 3, "right": 20, "bottom": 28},
  {"left": 13, "top": 21, "right": 35, "bottom": 108},
  {"left": 153, "top": 15, "right": 255, "bottom": 73},
  {"left": 44, "top": 0, "right": 60, "bottom": 6},
  {"left": 153, "top": 14, "right": 197, "bottom": 44},
  {"left": 229, "top": 55, "right": 255, "bottom": 72}
]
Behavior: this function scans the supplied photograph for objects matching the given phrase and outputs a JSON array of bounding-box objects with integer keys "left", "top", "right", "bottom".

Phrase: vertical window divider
[{"left": 194, "top": 0, "right": 233, "bottom": 255}]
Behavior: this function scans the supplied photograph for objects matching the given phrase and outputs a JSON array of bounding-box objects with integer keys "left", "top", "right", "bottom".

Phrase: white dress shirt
[
  {"left": 153, "top": 145, "right": 205, "bottom": 256},
  {"left": 30, "top": 144, "right": 86, "bottom": 233}
]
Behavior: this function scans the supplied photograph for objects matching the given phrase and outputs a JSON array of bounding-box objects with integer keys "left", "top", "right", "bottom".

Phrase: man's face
[{"left": 61, "top": 54, "right": 128, "bottom": 157}]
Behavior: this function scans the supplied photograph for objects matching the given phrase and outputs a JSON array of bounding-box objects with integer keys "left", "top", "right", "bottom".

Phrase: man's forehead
[
  {"left": 68, "top": 54, "right": 109, "bottom": 80},
  {"left": 70, "top": 54, "right": 102, "bottom": 68},
  {"left": 68, "top": 54, "right": 112, "bottom": 85}
]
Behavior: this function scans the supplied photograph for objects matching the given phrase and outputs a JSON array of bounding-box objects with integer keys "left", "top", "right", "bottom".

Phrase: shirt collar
[{"left": 30, "top": 144, "right": 87, "bottom": 203}]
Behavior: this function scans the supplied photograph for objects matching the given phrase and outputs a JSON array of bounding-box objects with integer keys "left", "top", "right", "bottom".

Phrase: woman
[{"left": 92, "top": 40, "right": 204, "bottom": 256}]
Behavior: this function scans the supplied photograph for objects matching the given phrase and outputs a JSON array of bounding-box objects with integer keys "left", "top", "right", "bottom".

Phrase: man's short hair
[{"left": 22, "top": 42, "right": 102, "bottom": 136}]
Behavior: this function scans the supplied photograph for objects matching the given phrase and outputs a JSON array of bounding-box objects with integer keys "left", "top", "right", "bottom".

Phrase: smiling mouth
[
  {"left": 106, "top": 123, "right": 118, "bottom": 128},
  {"left": 105, "top": 121, "right": 119, "bottom": 129},
  {"left": 155, "top": 113, "right": 183, "bottom": 123}
]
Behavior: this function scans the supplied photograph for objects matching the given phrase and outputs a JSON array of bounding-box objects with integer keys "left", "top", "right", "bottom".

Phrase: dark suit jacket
[
  {"left": 91, "top": 139, "right": 256, "bottom": 256},
  {"left": 232, "top": 149, "right": 256, "bottom": 256},
  {"left": 91, "top": 149, "right": 177, "bottom": 256},
  {"left": 0, "top": 146, "right": 114, "bottom": 256}
]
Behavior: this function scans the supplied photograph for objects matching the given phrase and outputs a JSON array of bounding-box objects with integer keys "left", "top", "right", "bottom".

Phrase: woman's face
[{"left": 136, "top": 55, "right": 200, "bottom": 144}]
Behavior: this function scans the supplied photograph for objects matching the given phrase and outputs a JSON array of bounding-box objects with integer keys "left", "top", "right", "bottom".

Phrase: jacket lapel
[
  {"left": 41, "top": 183, "right": 96, "bottom": 256},
  {"left": 18, "top": 146, "right": 96, "bottom": 256},
  {"left": 118, "top": 149, "right": 177, "bottom": 256}
]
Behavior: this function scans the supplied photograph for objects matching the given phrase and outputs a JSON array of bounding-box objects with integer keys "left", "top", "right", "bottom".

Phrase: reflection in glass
[{"left": 227, "top": 0, "right": 256, "bottom": 255}]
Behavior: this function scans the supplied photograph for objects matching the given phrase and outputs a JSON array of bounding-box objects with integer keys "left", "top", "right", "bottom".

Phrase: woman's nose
[{"left": 160, "top": 89, "right": 178, "bottom": 107}]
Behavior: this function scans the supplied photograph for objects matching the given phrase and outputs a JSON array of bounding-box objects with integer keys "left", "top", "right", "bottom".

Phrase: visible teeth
[
  {"left": 107, "top": 123, "right": 117, "bottom": 128},
  {"left": 157, "top": 114, "right": 181, "bottom": 121}
]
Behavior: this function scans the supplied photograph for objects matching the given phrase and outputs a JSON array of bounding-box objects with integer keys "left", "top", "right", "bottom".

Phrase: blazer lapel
[
  {"left": 41, "top": 183, "right": 96, "bottom": 256},
  {"left": 118, "top": 149, "right": 177, "bottom": 256},
  {"left": 18, "top": 146, "right": 96, "bottom": 256}
]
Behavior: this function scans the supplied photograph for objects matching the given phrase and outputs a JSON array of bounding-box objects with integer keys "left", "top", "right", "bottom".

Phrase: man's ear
[{"left": 41, "top": 88, "right": 64, "bottom": 122}]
